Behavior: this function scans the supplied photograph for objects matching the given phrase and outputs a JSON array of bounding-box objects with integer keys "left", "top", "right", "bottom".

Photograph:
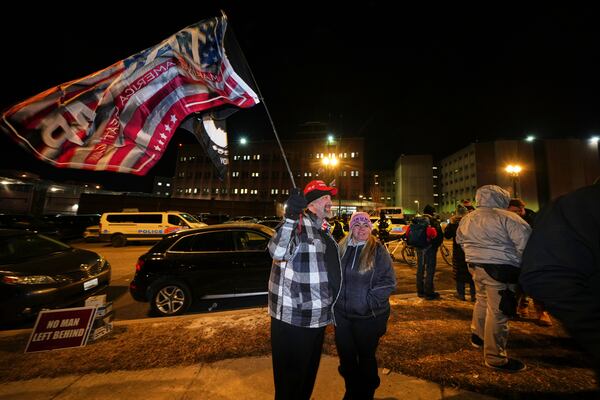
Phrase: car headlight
[
  {"left": 2, "top": 275, "right": 57, "bottom": 285},
  {"left": 97, "top": 256, "right": 108, "bottom": 270}
]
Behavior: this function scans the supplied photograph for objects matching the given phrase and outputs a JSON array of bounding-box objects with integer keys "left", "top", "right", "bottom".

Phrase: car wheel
[
  {"left": 111, "top": 234, "right": 127, "bottom": 247},
  {"left": 150, "top": 280, "right": 192, "bottom": 316}
]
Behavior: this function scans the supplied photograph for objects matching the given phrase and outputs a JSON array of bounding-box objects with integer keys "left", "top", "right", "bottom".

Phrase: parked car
[
  {"left": 100, "top": 211, "right": 207, "bottom": 246},
  {"left": 129, "top": 223, "right": 274, "bottom": 317},
  {"left": 0, "top": 214, "right": 60, "bottom": 239},
  {"left": 0, "top": 229, "right": 111, "bottom": 324},
  {"left": 44, "top": 214, "right": 101, "bottom": 241},
  {"left": 196, "top": 213, "right": 230, "bottom": 225},
  {"left": 83, "top": 225, "right": 101, "bottom": 242},
  {"left": 257, "top": 219, "right": 283, "bottom": 229},
  {"left": 225, "top": 216, "right": 258, "bottom": 223}
]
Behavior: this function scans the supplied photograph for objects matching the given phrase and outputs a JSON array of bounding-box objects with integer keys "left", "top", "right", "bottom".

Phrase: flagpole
[{"left": 224, "top": 14, "right": 296, "bottom": 188}]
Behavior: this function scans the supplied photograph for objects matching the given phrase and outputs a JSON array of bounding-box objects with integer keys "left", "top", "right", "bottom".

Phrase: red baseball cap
[{"left": 303, "top": 180, "right": 337, "bottom": 204}]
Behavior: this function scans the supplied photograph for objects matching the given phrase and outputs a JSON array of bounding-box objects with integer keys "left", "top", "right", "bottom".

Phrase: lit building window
[
  {"left": 166, "top": 183, "right": 171, "bottom": 187},
  {"left": 157, "top": 182, "right": 163, "bottom": 186}
]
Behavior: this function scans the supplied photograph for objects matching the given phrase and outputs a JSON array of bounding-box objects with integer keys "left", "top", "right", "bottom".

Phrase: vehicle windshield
[
  {"left": 180, "top": 213, "right": 200, "bottom": 223},
  {"left": 0, "top": 234, "right": 70, "bottom": 264}
]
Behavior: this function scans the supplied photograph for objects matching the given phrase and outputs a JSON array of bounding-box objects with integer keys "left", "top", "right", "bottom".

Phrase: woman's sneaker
[
  {"left": 485, "top": 358, "right": 526, "bottom": 373},
  {"left": 470, "top": 334, "right": 484, "bottom": 349}
]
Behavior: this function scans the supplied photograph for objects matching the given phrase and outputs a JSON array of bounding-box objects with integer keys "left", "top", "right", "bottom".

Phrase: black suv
[{"left": 129, "top": 223, "right": 274, "bottom": 317}]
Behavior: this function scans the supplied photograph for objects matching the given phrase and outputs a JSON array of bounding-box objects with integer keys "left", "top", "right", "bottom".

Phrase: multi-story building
[
  {"left": 366, "top": 170, "right": 396, "bottom": 207},
  {"left": 439, "top": 138, "right": 600, "bottom": 214},
  {"left": 173, "top": 131, "right": 365, "bottom": 215},
  {"left": 393, "top": 155, "right": 435, "bottom": 215},
  {"left": 153, "top": 176, "right": 173, "bottom": 197}
]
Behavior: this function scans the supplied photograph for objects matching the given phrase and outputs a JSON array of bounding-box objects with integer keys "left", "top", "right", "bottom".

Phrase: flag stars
[
  {"left": 170, "top": 114, "right": 178, "bottom": 124},
  {"left": 154, "top": 145, "right": 162, "bottom": 151},
  {"left": 164, "top": 124, "right": 171, "bottom": 132},
  {"left": 160, "top": 133, "right": 167, "bottom": 140}
]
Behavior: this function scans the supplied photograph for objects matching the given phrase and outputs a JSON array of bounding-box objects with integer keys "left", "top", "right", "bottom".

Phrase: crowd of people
[{"left": 267, "top": 179, "right": 600, "bottom": 399}]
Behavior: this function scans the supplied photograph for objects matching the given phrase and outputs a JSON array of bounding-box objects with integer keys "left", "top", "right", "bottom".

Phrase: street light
[
  {"left": 414, "top": 200, "right": 420, "bottom": 214},
  {"left": 322, "top": 155, "right": 341, "bottom": 215},
  {"left": 505, "top": 164, "right": 522, "bottom": 198}
]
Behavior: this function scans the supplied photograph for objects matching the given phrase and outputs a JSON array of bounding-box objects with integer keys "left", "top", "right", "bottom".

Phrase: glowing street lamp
[
  {"left": 505, "top": 164, "right": 522, "bottom": 197},
  {"left": 322, "top": 155, "right": 341, "bottom": 214},
  {"left": 414, "top": 200, "right": 420, "bottom": 214}
]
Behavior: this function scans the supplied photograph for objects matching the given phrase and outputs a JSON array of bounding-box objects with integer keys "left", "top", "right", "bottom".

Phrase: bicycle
[
  {"left": 383, "top": 237, "right": 405, "bottom": 261},
  {"left": 399, "top": 240, "right": 452, "bottom": 267},
  {"left": 439, "top": 241, "right": 453, "bottom": 266}
]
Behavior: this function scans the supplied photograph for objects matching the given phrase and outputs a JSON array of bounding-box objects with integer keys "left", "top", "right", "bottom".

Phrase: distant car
[
  {"left": 225, "top": 216, "right": 258, "bottom": 223},
  {"left": 257, "top": 219, "right": 283, "bottom": 229},
  {"left": 83, "top": 225, "right": 101, "bottom": 242},
  {"left": 0, "top": 229, "right": 111, "bottom": 324},
  {"left": 0, "top": 214, "right": 60, "bottom": 239},
  {"left": 44, "top": 214, "right": 101, "bottom": 241},
  {"left": 129, "top": 223, "right": 274, "bottom": 317},
  {"left": 372, "top": 217, "right": 407, "bottom": 238}
]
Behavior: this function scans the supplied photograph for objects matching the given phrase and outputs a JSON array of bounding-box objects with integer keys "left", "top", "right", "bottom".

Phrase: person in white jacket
[{"left": 456, "top": 185, "right": 531, "bottom": 372}]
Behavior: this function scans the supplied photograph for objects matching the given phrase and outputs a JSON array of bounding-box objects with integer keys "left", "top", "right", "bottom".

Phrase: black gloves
[{"left": 285, "top": 188, "right": 307, "bottom": 220}]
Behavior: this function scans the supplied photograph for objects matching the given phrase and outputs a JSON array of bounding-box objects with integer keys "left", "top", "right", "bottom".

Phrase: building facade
[
  {"left": 366, "top": 170, "right": 396, "bottom": 207},
  {"left": 173, "top": 135, "right": 365, "bottom": 215},
  {"left": 393, "top": 155, "right": 435, "bottom": 215},
  {"left": 439, "top": 139, "right": 600, "bottom": 214}
]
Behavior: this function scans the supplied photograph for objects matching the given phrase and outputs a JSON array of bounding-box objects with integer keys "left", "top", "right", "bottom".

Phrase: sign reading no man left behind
[{"left": 25, "top": 307, "right": 96, "bottom": 353}]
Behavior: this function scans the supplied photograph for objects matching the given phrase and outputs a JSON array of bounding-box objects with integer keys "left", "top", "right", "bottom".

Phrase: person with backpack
[{"left": 406, "top": 204, "right": 443, "bottom": 300}]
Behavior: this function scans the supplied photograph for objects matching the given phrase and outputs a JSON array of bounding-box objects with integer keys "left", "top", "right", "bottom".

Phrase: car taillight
[{"left": 135, "top": 258, "right": 144, "bottom": 272}]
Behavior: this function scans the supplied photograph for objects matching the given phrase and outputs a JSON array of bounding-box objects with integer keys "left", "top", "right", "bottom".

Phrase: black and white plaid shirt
[{"left": 268, "top": 212, "right": 337, "bottom": 328}]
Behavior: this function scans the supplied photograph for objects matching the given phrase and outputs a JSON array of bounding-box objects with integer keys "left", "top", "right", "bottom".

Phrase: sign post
[{"left": 25, "top": 307, "right": 96, "bottom": 353}]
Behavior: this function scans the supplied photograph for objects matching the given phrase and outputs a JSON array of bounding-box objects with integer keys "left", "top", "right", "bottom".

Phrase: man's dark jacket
[{"left": 520, "top": 183, "right": 600, "bottom": 375}]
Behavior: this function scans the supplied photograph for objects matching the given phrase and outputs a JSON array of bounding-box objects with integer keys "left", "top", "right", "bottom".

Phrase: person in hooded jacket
[
  {"left": 333, "top": 211, "right": 397, "bottom": 399},
  {"left": 456, "top": 185, "right": 531, "bottom": 372}
]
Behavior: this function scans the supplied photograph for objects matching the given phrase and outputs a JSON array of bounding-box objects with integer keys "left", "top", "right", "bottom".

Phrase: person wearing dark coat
[
  {"left": 333, "top": 212, "right": 396, "bottom": 399},
  {"left": 520, "top": 182, "right": 600, "bottom": 380},
  {"left": 444, "top": 204, "right": 475, "bottom": 301}
]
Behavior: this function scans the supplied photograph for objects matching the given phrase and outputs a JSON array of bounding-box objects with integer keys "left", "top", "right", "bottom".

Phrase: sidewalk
[
  {"left": 0, "top": 353, "right": 495, "bottom": 400},
  {"left": 0, "top": 297, "right": 497, "bottom": 400}
]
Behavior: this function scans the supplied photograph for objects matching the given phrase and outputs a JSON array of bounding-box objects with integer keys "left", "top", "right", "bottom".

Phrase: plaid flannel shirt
[{"left": 268, "top": 212, "right": 334, "bottom": 328}]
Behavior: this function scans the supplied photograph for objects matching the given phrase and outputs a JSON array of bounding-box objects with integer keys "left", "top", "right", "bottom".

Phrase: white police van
[{"left": 99, "top": 211, "right": 207, "bottom": 247}]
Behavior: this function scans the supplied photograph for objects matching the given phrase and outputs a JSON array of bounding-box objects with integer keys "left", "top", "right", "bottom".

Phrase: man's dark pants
[
  {"left": 271, "top": 317, "right": 326, "bottom": 400},
  {"left": 416, "top": 245, "right": 438, "bottom": 296}
]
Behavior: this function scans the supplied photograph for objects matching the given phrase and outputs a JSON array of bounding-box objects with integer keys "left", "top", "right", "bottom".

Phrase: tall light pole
[
  {"left": 414, "top": 200, "right": 420, "bottom": 214},
  {"left": 505, "top": 164, "right": 522, "bottom": 198}
]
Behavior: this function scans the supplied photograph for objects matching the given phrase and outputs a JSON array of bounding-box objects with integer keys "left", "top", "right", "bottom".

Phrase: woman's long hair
[{"left": 338, "top": 231, "right": 379, "bottom": 273}]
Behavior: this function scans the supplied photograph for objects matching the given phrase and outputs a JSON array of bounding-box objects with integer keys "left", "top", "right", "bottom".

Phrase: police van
[{"left": 99, "top": 211, "right": 207, "bottom": 247}]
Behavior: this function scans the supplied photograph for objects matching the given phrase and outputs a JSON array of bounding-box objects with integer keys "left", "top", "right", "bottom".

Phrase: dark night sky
[{"left": 2, "top": 3, "right": 600, "bottom": 191}]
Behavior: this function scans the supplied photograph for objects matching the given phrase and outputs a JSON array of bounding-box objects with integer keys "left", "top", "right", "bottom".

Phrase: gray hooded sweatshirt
[{"left": 456, "top": 185, "right": 532, "bottom": 267}]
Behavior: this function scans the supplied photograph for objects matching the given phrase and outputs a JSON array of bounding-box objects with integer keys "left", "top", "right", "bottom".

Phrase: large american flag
[{"left": 0, "top": 16, "right": 259, "bottom": 175}]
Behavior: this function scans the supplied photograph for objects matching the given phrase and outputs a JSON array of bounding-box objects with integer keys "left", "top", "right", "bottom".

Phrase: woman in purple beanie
[{"left": 332, "top": 211, "right": 397, "bottom": 399}]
